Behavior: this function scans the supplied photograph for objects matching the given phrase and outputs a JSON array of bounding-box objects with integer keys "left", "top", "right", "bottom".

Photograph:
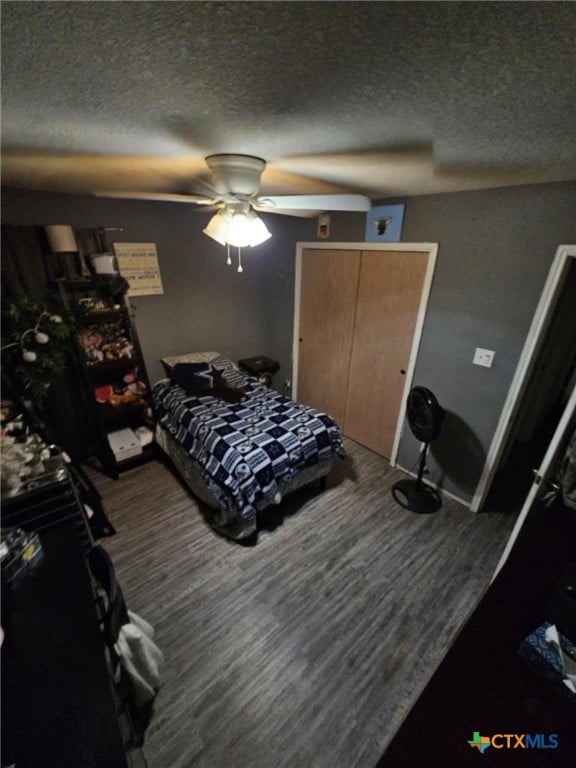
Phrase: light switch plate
[{"left": 473, "top": 348, "right": 495, "bottom": 368}]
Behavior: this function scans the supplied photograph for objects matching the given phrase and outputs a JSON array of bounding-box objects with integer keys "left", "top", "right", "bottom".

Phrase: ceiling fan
[
  {"left": 96, "top": 153, "right": 372, "bottom": 216},
  {"left": 96, "top": 154, "right": 372, "bottom": 271}
]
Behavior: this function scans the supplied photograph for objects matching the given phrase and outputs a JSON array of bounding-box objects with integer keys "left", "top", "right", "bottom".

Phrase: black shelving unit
[{"left": 58, "top": 276, "right": 156, "bottom": 478}]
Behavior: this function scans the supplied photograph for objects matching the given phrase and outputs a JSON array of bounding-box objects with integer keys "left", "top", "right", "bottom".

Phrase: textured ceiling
[{"left": 1, "top": 1, "right": 575, "bottom": 200}]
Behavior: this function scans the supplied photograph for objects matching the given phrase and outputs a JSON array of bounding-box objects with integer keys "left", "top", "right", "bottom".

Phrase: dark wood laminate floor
[{"left": 87, "top": 438, "right": 515, "bottom": 768}]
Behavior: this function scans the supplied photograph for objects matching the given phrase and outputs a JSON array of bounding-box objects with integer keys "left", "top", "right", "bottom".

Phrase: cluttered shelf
[
  {"left": 1, "top": 424, "right": 153, "bottom": 768},
  {"left": 98, "top": 402, "right": 151, "bottom": 426},
  {"left": 85, "top": 358, "right": 142, "bottom": 376},
  {"left": 1, "top": 226, "right": 157, "bottom": 479},
  {"left": 69, "top": 278, "right": 156, "bottom": 478}
]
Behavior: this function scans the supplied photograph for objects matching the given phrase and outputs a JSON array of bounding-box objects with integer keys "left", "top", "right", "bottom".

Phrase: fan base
[{"left": 391, "top": 478, "right": 442, "bottom": 514}]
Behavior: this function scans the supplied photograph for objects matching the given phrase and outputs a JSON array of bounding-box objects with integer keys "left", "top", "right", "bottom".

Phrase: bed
[{"left": 153, "top": 352, "right": 346, "bottom": 539}]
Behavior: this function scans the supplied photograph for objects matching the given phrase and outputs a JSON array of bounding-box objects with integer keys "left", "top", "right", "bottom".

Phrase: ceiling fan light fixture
[
  {"left": 226, "top": 212, "right": 255, "bottom": 248},
  {"left": 203, "top": 208, "right": 271, "bottom": 249},
  {"left": 203, "top": 209, "right": 232, "bottom": 246},
  {"left": 238, "top": 210, "right": 272, "bottom": 247}
]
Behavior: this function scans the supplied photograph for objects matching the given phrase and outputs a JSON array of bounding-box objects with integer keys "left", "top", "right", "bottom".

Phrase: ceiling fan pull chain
[
  {"left": 237, "top": 248, "right": 243, "bottom": 273},
  {"left": 226, "top": 242, "right": 232, "bottom": 266}
]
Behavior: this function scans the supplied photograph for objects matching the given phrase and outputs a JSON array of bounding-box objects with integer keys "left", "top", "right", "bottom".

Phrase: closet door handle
[{"left": 400, "top": 369, "right": 406, "bottom": 375}]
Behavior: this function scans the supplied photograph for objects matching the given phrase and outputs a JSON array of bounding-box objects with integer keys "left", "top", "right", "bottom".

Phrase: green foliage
[{"left": 1, "top": 294, "right": 76, "bottom": 407}]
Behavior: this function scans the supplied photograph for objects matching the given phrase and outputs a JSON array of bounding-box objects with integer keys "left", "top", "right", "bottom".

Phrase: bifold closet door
[
  {"left": 297, "top": 249, "right": 360, "bottom": 425},
  {"left": 343, "top": 250, "right": 429, "bottom": 458}
]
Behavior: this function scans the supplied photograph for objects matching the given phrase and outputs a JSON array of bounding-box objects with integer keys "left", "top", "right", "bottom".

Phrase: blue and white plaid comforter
[{"left": 153, "top": 378, "right": 345, "bottom": 525}]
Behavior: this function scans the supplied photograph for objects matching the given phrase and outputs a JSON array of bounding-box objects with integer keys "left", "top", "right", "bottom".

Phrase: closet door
[
  {"left": 297, "top": 249, "right": 360, "bottom": 425},
  {"left": 343, "top": 250, "right": 429, "bottom": 458}
]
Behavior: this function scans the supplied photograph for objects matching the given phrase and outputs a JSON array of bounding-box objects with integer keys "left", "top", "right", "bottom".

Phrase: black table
[
  {"left": 238, "top": 356, "right": 280, "bottom": 386},
  {"left": 2, "top": 520, "right": 130, "bottom": 768}
]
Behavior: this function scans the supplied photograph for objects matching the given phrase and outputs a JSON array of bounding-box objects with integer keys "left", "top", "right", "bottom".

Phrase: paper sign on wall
[{"left": 113, "top": 242, "right": 164, "bottom": 296}]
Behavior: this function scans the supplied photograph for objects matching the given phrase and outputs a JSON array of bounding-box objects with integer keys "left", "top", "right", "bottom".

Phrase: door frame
[
  {"left": 471, "top": 244, "right": 576, "bottom": 512},
  {"left": 293, "top": 242, "right": 438, "bottom": 466},
  {"left": 491, "top": 380, "right": 576, "bottom": 580}
]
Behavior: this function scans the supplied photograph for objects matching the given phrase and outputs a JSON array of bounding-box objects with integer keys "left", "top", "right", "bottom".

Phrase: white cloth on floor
[{"left": 114, "top": 610, "right": 164, "bottom": 707}]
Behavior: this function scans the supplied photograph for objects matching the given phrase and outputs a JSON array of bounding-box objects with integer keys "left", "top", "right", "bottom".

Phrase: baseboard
[{"left": 394, "top": 464, "right": 471, "bottom": 509}]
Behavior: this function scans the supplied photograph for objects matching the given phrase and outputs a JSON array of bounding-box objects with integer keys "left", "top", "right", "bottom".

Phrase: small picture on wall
[{"left": 365, "top": 204, "right": 405, "bottom": 243}]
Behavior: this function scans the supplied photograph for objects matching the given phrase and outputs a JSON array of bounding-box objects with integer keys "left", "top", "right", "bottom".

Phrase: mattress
[{"left": 153, "top": 362, "right": 345, "bottom": 538}]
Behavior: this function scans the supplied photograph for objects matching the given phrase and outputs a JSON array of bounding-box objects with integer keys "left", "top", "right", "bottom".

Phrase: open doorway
[{"left": 484, "top": 255, "right": 576, "bottom": 512}]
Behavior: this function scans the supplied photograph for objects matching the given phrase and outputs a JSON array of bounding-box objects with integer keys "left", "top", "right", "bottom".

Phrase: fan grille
[{"left": 406, "top": 387, "right": 443, "bottom": 443}]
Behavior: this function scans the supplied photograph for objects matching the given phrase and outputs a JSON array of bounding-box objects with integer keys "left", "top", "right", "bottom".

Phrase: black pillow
[
  {"left": 172, "top": 363, "right": 224, "bottom": 395},
  {"left": 172, "top": 363, "right": 210, "bottom": 394}
]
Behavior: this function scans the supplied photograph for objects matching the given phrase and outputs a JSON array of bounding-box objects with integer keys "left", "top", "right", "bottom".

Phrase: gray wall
[
  {"left": 389, "top": 181, "right": 576, "bottom": 502},
  {"left": 3, "top": 181, "right": 575, "bottom": 504},
  {"left": 1, "top": 188, "right": 363, "bottom": 387}
]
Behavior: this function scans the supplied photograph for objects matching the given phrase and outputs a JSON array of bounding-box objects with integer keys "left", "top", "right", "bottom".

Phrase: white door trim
[
  {"left": 293, "top": 242, "right": 438, "bottom": 467},
  {"left": 471, "top": 244, "right": 576, "bottom": 512}
]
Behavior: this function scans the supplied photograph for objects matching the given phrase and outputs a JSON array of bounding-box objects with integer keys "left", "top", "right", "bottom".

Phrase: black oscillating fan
[{"left": 392, "top": 387, "right": 444, "bottom": 514}]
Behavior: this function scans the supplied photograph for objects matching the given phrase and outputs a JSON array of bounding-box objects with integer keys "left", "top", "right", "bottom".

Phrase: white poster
[{"left": 113, "top": 242, "right": 164, "bottom": 296}]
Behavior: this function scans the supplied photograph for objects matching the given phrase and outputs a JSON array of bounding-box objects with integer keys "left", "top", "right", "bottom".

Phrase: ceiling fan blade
[
  {"left": 0, "top": 152, "right": 210, "bottom": 194},
  {"left": 251, "top": 203, "right": 318, "bottom": 218},
  {"left": 259, "top": 167, "right": 352, "bottom": 196},
  {"left": 256, "top": 194, "right": 371, "bottom": 212},
  {"left": 193, "top": 203, "right": 224, "bottom": 213},
  {"left": 93, "top": 191, "right": 217, "bottom": 204}
]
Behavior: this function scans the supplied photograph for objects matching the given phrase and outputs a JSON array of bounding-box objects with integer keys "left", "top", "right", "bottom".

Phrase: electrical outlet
[{"left": 473, "top": 348, "right": 495, "bottom": 368}]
